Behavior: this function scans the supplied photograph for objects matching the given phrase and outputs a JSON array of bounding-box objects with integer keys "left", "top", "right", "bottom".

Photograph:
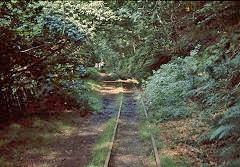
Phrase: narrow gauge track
[{"left": 104, "top": 82, "right": 161, "bottom": 167}]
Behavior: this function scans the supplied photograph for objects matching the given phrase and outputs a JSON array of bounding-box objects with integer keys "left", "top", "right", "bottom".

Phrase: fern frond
[
  {"left": 210, "top": 125, "right": 237, "bottom": 140},
  {"left": 224, "top": 159, "right": 240, "bottom": 167},
  {"left": 219, "top": 105, "right": 240, "bottom": 124}
]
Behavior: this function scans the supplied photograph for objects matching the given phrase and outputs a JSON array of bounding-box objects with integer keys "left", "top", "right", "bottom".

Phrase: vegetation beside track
[
  {"left": 88, "top": 92, "right": 122, "bottom": 167},
  {"left": 136, "top": 90, "right": 189, "bottom": 167},
  {"left": 1, "top": 1, "right": 239, "bottom": 166},
  {"left": 88, "top": 118, "right": 116, "bottom": 167},
  {"left": 0, "top": 110, "right": 87, "bottom": 166},
  {"left": 0, "top": 70, "right": 103, "bottom": 167}
]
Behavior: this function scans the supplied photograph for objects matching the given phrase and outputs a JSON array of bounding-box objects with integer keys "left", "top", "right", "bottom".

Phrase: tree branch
[
  {"left": 20, "top": 44, "right": 50, "bottom": 53},
  {"left": 14, "top": 44, "right": 65, "bottom": 74},
  {"left": 0, "top": 43, "right": 65, "bottom": 85}
]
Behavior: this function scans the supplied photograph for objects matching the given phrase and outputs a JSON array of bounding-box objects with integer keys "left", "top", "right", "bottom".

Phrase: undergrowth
[
  {"left": 144, "top": 37, "right": 240, "bottom": 165},
  {"left": 0, "top": 113, "right": 79, "bottom": 167},
  {"left": 141, "top": 118, "right": 192, "bottom": 167},
  {"left": 0, "top": 71, "right": 103, "bottom": 166},
  {"left": 136, "top": 90, "right": 189, "bottom": 167},
  {"left": 86, "top": 67, "right": 101, "bottom": 80},
  {"left": 87, "top": 118, "right": 115, "bottom": 167},
  {"left": 83, "top": 79, "right": 102, "bottom": 112}
]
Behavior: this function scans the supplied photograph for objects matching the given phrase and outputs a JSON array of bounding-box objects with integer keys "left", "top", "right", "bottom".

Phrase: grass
[
  {"left": 84, "top": 79, "right": 102, "bottom": 112},
  {"left": 108, "top": 72, "right": 119, "bottom": 80},
  {"left": 0, "top": 69, "right": 105, "bottom": 167},
  {"left": 159, "top": 153, "right": 191, "bottom": 167},
  {"left": 84, "top": 79, "right": 102, "bottom": 91},
  {"left": 0, "top": 113, "right": 78, "bottom": 167},
  {"left": 135, "top": 89, "right": 189, "bottom": 167},
  {"left": 139, "top": 119, "right": 151, "bottom": 139},
  {"left": 88, "top": 91, "right": 123, "bottom": 167},
  {"left": 87, "top": 118, "right": 115, "bottom": 167}
]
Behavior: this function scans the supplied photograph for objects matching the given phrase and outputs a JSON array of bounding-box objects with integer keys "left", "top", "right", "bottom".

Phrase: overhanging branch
[
  {"left": 20, "top": 44, "right": 50, "bottom": 53},
  {"left": 14, "top": 44, "right": 65, "bottom": 74},
  {"left": 0, "top": 43, "right": 65, "bottom": 85}
]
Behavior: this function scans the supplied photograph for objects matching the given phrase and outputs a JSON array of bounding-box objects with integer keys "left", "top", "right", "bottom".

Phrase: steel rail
[
  {"left": 104, "top": 92, "right": 123, "bottom": 167},
  {"left": 135, "top": 84, "right": 161, "bottom": 167},
  {"left": 104, "top": 82, "right": 161, "bottom": 167},
  {"left": 140, "top": 97, "right": 161, "bottom": 167}
]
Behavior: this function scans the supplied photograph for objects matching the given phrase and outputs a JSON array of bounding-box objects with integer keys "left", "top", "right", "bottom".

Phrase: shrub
[
  {"left": 143, "top": 45, "right": 201, "bottom": 121},
  {"left": 144, "top": 36, "right": 240, "bottom": 164},
  {"left": 86, "top": 67, "right": 101, "bottom": 80}
]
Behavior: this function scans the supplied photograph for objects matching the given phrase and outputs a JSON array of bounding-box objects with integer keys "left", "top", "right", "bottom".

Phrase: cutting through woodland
[{"left": 0, "top": 1, "right": 240, "bottom": 167}]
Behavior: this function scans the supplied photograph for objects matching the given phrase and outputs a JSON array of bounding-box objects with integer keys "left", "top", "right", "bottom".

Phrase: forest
[{"left": 0, "top": 1, "right": 240, "bottom": 166}]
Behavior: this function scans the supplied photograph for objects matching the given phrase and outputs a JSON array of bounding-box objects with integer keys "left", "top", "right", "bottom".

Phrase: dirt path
[
  {"left": 21, "top": 108, "right": 114, "bottom": 167},
  {"left": 43, "top": 115, "right": 102, "bottom": 167},
  {"left": 18, "top": 78, "right": 119, "bottom": 167},
  {"left": 51, "top": 93, "right": 118, "bottom": 167},
  {"left": 18, "top": 76, "right": 152, "bottom": 167}
]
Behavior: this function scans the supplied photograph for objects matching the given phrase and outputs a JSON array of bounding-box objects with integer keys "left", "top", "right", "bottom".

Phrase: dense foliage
[
  {"left": 1, "top": 1, "right": 239, "bottom": 166},
  {"left": 0, "top": 0, "right": 111, "bottom": 121},
  {"left": 142, "top": 2, "right": 240, "bottom": 166}
]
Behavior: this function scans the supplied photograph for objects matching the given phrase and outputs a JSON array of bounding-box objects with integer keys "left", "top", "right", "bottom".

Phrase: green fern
[
  {"left": 221, "top": 159, "right": 240, "bottom": 167},
  {"left": 219, "top": 106, "right": 240, "bottom": 124},
  {"left": 210, "top": 125, "right": 237, "bottom": 140}
]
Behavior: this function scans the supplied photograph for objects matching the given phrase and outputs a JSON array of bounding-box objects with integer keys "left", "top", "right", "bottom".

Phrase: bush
[
  {"left": 143, "top": 45, "right": 201, "bottom": 121},
  {"left": 86, "top": 67, "right": 101, "bottom": 80},
  {"left": 144, "top": 36, "right": 240, "bottom": 164}
]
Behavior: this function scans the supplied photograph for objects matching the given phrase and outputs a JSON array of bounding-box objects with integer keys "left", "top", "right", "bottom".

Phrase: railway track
[{"left": 104, "top": 82, "right": 161, "bottom": 167}]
